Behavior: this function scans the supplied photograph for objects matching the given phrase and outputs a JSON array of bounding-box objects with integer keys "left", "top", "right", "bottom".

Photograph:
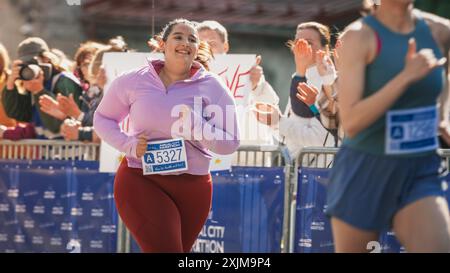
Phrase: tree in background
[{"left": 415, "top": 0, "right": 450, "bottom": 19}]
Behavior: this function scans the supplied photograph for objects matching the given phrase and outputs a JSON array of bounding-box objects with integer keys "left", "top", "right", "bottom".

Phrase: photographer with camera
[
  {"left": 0, "top": 43, "right": 17, "bottom": 128},
  {"left": 40, "top": 38, "right": 129, "bottom": 143},
  {"left": 0, "top": 42, "right": 37, "bottom": 141},
  {"left": 2, "top": 37, "right": 83, "bottom": 140}
]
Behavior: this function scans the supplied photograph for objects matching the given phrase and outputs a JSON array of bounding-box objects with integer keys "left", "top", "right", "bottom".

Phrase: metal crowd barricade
[
  {"left": 438, "top": 149, "right": 450, "bottom": 170},
  {"left": 0, "top": 140, "right": 100, "bottom": 161},
  {"left": 1, "top": 138, "right": 447, "bottom": 253},
  {"left": 233, "top": 145, "right": 284, "bottom": 167},
  {"left": 0, "top": 140, "right": 291, "bottom": 253},
  {"left": 288, "top": 147, "right": 450, "bottom": 253},
  {"left": 287, "top": 147, "right": 338, "bottom": 253},
  {"left": 234, "top": 145, "right": 291, "bottom": 253}
]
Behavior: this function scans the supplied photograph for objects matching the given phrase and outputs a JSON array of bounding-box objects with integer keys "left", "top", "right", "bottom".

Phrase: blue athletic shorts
[{"left": 325, "top": 145, "right": 447, "bottom": 232}]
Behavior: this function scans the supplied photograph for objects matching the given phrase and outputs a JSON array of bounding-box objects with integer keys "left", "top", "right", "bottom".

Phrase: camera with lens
[{"left": 18, "top": 59, "right": 52, "bottom": 81}]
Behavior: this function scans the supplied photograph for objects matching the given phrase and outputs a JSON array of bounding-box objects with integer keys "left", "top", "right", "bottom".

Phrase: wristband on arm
[
  {"left": 309, "top": 104, "right": 319, "bottom": 115},
  {"left": 78, "top": 127, "right": 93, "bottom": 142}
]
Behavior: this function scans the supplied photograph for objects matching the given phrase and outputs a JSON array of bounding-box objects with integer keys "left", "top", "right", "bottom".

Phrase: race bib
[
  {"left": 386, "top": 106, "right": 438, "bottom": 155},
  {"left": 141, "top": 138, "right": 188, "bottom": 175}
]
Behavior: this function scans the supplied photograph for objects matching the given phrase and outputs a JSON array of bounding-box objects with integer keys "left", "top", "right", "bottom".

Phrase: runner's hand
[
  {"left": 402, "top": 38, "right": 446, "bottom": 83},
  {"left": 136, "top": 134, "right": 148, "bottom": 158}
]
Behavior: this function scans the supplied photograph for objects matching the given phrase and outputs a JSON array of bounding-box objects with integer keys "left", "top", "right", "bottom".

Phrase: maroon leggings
[{"left": 114, "top": 159, "right": 212, "bottom": 253}]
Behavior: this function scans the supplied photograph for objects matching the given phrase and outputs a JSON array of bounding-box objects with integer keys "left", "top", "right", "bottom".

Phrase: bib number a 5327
[{"left": 141, "top": 138, "right": 188, "bottom": 175}]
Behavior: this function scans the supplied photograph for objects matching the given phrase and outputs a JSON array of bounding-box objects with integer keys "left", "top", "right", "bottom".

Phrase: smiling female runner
[{"left": 94, "top": 18, "right": 240, "bottom": 253}]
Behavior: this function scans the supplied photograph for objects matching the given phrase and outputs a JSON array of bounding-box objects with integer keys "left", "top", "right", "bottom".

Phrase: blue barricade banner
[
  {"left": 446, "top": 173, "right": 450, "bottom": 205},
  {"left": 195, "top": 166, "right": 285, "bottom": 253},
  {"left": 294, "top": 168, "right": 334, "bottom": 253},
  {"left": 0, "top": 160, "right": 284, "bottom": 253},
  {"left": 0, "top": 160, "right": 117, "bottom": 253},
  {"left": 130, "top": 166, "right": 285, "bottom": 253},
  {"left": 294, "top": 167, "right": 408, "bottom": 253}
]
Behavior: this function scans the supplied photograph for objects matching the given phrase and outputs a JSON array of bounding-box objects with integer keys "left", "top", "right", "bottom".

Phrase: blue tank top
[{"left": 344, "top": 14, "right": 446, "bottom": 156}]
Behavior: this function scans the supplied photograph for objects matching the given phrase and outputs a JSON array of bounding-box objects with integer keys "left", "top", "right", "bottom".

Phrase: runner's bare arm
[{"left": 419, "top": 10, "right": 450, "bottom": 142}]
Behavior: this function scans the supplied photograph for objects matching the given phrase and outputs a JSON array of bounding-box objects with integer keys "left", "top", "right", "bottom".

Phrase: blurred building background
[
  {"left": 415, "top": 0, "right": 450, "bottom": 17},
  {"left": 78, "top": 0, "right": 363, "bottom": 109},
  {"left": 1, "top": 0, "right": 449, "bottom": 109},
  {"left": 0, "top": 0, "right": 361, "bottom": 108},
  {"left": 0, "top": 0, "right": 85, "bottom": 59}
]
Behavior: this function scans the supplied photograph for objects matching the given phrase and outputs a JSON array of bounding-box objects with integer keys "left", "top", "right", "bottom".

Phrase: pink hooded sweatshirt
[{"left": 93, "top": 59, "right": 240, "bottom": 175}]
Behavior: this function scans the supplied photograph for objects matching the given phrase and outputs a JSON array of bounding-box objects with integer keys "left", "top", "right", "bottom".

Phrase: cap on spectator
[{"left": 17, "top": 37, "right": 55, "bottom": 62}]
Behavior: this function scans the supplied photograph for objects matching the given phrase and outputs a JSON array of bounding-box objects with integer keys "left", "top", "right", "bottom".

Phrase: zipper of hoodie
[{"left": 165, "top": 81, "right": 183, "bottom": 95}]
